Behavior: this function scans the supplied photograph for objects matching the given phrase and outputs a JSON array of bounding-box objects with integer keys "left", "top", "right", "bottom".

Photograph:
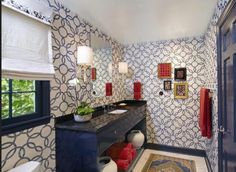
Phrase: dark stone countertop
[{"left": 55, "top": 100, "right": 147, "bottom": 133}]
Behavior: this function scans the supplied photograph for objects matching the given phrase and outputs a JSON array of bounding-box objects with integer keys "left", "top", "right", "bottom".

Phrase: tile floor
[{"left": 133, "top": 149, "right": 208, "bottom": 172}]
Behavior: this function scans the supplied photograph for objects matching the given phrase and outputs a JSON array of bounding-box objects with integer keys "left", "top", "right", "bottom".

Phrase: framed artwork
[
  {"left": 174, "top": 83, "right": 188, "bottom": 99},
  {"left": 158, "top": 63, "right": 172, "bottom": 78},
  {"left": 174, "top": 68, "right": 187, "bottom": 80},
  {"left": 164, "top": 80, "right": 172, "bottom": 90}
]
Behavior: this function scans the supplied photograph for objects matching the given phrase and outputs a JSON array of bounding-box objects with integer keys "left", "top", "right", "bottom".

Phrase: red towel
[
  {"left": 119, "top": 148, "right": 132, "bottom": 163},
  {"left": 106, "top": 143, "right": 138, "bottom": 170},
  {"left": 130, "top": 148, "right": 136, "bottom": 160},
  {"left": 199, "top": 88, "right": 212, "bottom": 138},
  {"left": 125, "top": 143, "right": 133, "bottom": 149},
  {"left": 134, "top": 82, "right": 141, "bottom": 100},
  {"left": 115, "top": 159, "right": 129, "bottom": 171},
  {"left": 106, "top": 83, "right": 112, "bottom": 96},
  {"left": 106, "top": 143, "right": 135, "bottom": 161},
  {"left": 91, "top": 68, "right": 96, "bottom": 81}
]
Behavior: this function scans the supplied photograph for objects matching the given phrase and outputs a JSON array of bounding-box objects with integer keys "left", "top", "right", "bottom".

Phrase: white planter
[
  {"left": 98, "top": 156, "right": 117, "bottom": 172},
  {"left": 74, "top": 114, "right": 92, "bottom": 122},
  {"left": 127, "top": 130, "right": 145, "bottom": 148}
]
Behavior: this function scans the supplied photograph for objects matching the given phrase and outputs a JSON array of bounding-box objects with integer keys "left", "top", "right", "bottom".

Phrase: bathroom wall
[
  {"left": 124, "top": 36, "right": 207, "bottom": 149},
  {"left": 1, "top": 0, "right": 231, "bottom": 171},
  {"left": 1, "top": 0, "right": 125, "bottom": 171},
  {"left": 204, "top": 0, "right": 229, "bottom": 171}
]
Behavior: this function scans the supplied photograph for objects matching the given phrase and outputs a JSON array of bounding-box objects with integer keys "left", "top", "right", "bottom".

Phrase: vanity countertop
[{"left": 55, "top": 100, "right": 147, "bottom": 133}]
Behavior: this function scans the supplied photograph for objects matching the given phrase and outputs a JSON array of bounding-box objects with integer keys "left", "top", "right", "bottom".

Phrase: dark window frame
[{"left": 1, "top": 80, "right": 51, "bottom": 135}]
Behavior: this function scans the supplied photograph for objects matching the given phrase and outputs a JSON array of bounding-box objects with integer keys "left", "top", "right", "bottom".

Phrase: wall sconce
[
  {"left": 77, "top": 46, "right": 93, "bottom": 82},
  {"left": 108, "top": 63, "right": 113, "bottom": 76},
  {"left": 118, "top": 62, "right": 128, "bottom": 74}
]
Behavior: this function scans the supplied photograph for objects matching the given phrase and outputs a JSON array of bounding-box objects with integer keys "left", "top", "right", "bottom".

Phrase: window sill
[{"left": 1, "top": 115, "right": 52, "bottom": 136}]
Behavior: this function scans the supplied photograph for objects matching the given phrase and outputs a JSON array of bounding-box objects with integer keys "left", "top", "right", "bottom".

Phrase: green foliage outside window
[{"left": 1, "top": 78, "right": 35, "bottom": 119}]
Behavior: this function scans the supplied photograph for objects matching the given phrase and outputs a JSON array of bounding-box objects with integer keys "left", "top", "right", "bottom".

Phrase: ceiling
[{"left": 60, "top": 0, "right": 217, "bottom": 45}]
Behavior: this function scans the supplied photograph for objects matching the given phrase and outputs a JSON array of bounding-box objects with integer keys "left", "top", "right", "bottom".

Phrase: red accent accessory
[{"left": 106, "top": 83, "right": 112, "bottom": 96}]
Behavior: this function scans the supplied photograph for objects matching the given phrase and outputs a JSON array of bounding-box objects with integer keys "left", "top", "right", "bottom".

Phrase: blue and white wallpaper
[
  {"left": 123, "top": 37, "right": 207, "bottom": 149},
  {"left": 204, "top": 0, "right": 229, "bottom": 171},
  {"left": 1, "top": 0, "right": 125, "bottom": 171},
  {"left": 1, "top": 0, "right": 231, "bottom": 171}
]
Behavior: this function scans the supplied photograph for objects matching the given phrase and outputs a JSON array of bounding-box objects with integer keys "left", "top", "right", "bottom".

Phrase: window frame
[{"left": 1, "top": 80, "right": 51, "bottom": 135}]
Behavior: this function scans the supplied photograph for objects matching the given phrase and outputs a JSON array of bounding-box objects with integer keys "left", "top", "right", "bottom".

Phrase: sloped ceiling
[{"left": 61, "top": 0, "right": 217, "bottom": 44}]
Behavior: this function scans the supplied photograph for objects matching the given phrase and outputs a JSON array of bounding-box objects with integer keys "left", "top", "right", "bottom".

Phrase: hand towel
[
  {"left": 91, "top": 67, "right": 96, "bottom": 81},
  {"left": 134, "top": 82, "right": 141, "bottom": 100},
  {"left": 199, "top": 88, "right": 212, "bottom": 138},
  {"left": 106, "top": 83, "right": 112, "bottom": 96}
]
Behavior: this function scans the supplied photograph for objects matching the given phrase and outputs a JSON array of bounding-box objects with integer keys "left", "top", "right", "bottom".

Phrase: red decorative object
[
  {"left": 106, "top": 83, "right": 112, "bottom": 96},
  {"left": 91, "top": 68, "right": 96, "bottom": 81},
  {"left": 106, "top": 143, "right": 137, "bottom": 171},
  {"left": 199, "top": 88, "right": 212, "bottom": 139},
  {"left": 158, "top": 63, "right": 172, "bottom": 78},
  {"left": 115, "top": 159, "right": 129, "bottom": 171},
  {"left": 134, "top": 82, "right": 141, "bottom": 100}
]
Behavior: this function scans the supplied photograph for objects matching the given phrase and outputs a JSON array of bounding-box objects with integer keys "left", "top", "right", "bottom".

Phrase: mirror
[{"left": 91, "top": 33, "right": 112, "bottom": 97}]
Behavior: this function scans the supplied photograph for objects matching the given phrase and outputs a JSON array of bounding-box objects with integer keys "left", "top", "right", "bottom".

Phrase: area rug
[{"left": 141, "top": 153, "right": 196, "bottom": 172}]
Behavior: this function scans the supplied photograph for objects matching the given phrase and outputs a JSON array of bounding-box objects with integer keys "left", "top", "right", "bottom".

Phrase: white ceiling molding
[{"left": 61, "top": 0, "right": 217, "bottom": 44}]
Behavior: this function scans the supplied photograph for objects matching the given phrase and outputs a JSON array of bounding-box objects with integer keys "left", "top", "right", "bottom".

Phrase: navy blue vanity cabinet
[
  {"left": 55, "top": 100, "right": 147, "bottom": 172},
  {"left": 56, "top": 129, "right": 98, "bottom": 172}
]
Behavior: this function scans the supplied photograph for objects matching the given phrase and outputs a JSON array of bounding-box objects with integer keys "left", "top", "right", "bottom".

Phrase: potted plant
[{"left": 74, "top": 102, "right": 94, "bottom": 122}]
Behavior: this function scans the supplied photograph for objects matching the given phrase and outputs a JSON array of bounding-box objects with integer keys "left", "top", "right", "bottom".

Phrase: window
[
  {"left": 2, "top": 79, "right": 35, "bottom": 119},
  {"left": 1, "top": 78, "right": 50, "bottom": 135}
]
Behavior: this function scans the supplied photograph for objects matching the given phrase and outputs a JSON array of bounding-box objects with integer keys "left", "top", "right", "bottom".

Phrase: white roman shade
[{"left": 2, "top": 5, "right": 55, "bottom": 80}]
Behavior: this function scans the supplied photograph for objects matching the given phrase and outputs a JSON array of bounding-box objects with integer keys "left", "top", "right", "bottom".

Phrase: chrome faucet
[
  {"left": 102, "top": 105, "right": 107, "bottom": 113},
  {"left": 103, "top": 103, "right": 115, "bottom": 113}
]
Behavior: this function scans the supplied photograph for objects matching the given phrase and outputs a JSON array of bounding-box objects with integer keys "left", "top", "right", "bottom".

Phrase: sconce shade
[
  {"left": 118, "top": 62, "right": 128, "bottom": 73},
  {"left": 77, "top": 46, "right": 93, "bottom": 65},
  {"left": 108, "top": 63, "right": 113, "bottom": 75}
]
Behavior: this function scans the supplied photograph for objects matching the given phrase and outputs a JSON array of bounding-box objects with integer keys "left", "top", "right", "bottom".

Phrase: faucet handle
[{"left": 102, "top": 105, "right": 107, "bottom": 112}]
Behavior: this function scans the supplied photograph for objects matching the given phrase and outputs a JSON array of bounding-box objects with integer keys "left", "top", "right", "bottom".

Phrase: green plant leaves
[
  {"left": 75, "top": 102, "right": 94, "bottom": 116},
  {"left": 1, "top": 79, "right": 35, "bottom": 119}
]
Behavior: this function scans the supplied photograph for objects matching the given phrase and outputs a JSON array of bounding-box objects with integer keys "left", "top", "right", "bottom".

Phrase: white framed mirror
[{"left": 91, "top": 33, "right": 112, "bottom": 97}]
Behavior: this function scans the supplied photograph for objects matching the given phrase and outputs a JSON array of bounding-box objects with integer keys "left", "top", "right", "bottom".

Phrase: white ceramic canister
[
  {"left": 127, "top": 130, "right": 145, "bottom": 148},
  {"left": 98, "top": 156, "right": 117, "bottom": 172}
]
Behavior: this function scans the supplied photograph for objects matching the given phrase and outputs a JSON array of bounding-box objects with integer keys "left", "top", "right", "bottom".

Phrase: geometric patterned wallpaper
[
  {"left": 204, "top": 0, "right": 229, "bottom": 171},
  {"left": 204, "top": 23, "right": 220, "bottom": 172},
  {"left": 1, "top": 0, "right": 125, "bottom": 171},
  {"left": 1, "top": 0, "right": 230, "bottom": 171},
  {"left": 123, "top": 37, "right": 207, "bottom": 150}
]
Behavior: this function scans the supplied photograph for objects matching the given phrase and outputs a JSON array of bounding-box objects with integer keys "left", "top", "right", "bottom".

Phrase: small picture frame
[
  {"left": 174, "top": 83, "right": 188, "bottom": 99},
  {"left": 158, "top": 63, "right": 172, "bottom": 79},
  {"left": 174, "top": 68, "right": 187, "bottom": 80},
  {"left": 164, "top": 80, "right": 172, "bottom": 90}
]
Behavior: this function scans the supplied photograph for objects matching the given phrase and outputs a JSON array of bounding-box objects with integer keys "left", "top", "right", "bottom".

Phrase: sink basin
[{"left": 108, "top": 109, "right": 127, "bottom": 114}]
